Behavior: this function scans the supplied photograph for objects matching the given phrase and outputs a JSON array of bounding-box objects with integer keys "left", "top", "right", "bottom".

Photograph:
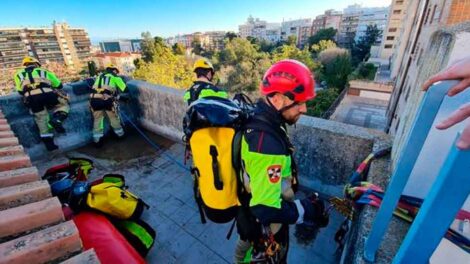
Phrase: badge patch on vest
[{"left": 267, "top": 165, "right": 281, "bottom": 184}]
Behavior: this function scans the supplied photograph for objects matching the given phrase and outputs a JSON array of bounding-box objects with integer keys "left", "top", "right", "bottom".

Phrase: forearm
[{"left": 251, "top": 201, "right": 300, "bottom": 225}]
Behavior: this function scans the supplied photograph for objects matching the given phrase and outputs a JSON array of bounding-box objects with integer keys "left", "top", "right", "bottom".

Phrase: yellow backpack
[
  {"left": 184, "top": 96, "right": 254, "bottom": 224},
  {"left": 86, "top": 174, "right": 149, "bottom": 219},
  {"left": 190, "top": 127, "right": 240, "bottom": 223}
]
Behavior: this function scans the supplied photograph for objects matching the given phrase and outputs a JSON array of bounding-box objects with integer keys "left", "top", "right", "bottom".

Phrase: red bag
[{"left": 73, "top": 211, "right": 146, "bottom": 264}]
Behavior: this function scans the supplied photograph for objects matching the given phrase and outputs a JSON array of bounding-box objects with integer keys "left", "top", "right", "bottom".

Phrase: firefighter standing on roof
[
  {"left": 184, "top": 58, "right": 228, "bottom": 105},
  {"left": 234, "top": 60, "right": 330, "bottom": 263},
  {"left": 89, "top": 64, "right": 127, "bottom": 147},
  {"left": 14, "top": 56, "right": 69, "bottom": 151}
]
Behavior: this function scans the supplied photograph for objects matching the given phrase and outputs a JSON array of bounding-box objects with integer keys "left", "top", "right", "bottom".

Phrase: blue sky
[{"left": 0, "top": 0, "right": 390, "bottom": 43}]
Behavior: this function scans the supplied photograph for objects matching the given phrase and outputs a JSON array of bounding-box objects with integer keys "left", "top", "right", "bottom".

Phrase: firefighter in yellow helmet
[
  {"left": 89, "top": 64, "right": 127, "bottom": 147},
  {"left": 183, "top": 58, "right": 228, "bottom": 105},
  {"left": 13, "top": 56, "right": 70, "bottom": 151}
]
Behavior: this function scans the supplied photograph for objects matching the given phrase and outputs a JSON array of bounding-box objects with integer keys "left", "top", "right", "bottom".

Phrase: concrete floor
[
  {"left": 330, "top": 95, "right": 389, "bottom": 131},
  {"left": 33, "top": 130, "right": 343, "bottom": 264}
]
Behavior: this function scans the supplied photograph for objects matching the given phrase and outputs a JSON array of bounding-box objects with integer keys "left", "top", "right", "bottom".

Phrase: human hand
[
  {"left": 422, "top": 56, "right": 470, "bottom": 96},
  {"left": 422, "top": 57, "right": 470, "bottom": 150},
  {"left": 301, "top": 194, "right": 329, "bottom": 228},
  {"left": 435, "top": 103, "right": 470, "bottom": 149}
]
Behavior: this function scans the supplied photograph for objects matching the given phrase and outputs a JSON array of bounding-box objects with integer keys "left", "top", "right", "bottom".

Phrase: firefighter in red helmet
[{"left": 234, "top": 59, "right": 329, "bottom": 263}]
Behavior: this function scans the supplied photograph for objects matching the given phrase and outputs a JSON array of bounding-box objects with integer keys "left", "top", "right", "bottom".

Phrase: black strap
[
  {"left": 226, "top": 218, "right": 236, "bottom": 240},
  {"left": 210, "top": 145, "right": 223, "bottom": 190},
  {"left": 191, "top": 168, "right": 207, "bottom": 224},
  {"left": 189, "top": 83, "right": 206, "bottom": 103},
  {"left": 97, "top": 74, "right": 105, "bottom": 89},
  {"left": 26, "top": 68, "right": 35, "bottom": 84}
]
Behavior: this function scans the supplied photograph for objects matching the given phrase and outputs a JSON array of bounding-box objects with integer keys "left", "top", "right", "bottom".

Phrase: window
[
  {"left": 430, "top": 5, "right": 437, "bottom": 24},
  {"left": 393, "top": 10, "right": 402, "bottom": 15},
  {"left": 387, "top": 36, "right": 395, "bottom": 41},
  {"left": 424, "top": 7, "right": 431, "bottom": 24},
  {"left": 396, "top": 0, "right": 404, "bottom": 4},
  {"left": 389, "top": 28, "right": 397, "bottom": 32},
  {"left": 385, "top": 44, "right": 393, "bottom": 49}
]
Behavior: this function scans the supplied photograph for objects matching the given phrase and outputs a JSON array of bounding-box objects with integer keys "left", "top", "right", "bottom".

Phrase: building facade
[
  {"left": 338, "top": 5, "right": 390, "bottom": 49},
  {"left": 99, "top": 39, "right": 142, "bottom": 53},
  {"left": 354, "top": 6, "right": 390, "bottom": 43},
  {"left": 92, "top": 52, "right": 141, "bottom": 75},
  {"left": 0, "top": 22, "right": 91, "bottom": 73},
  {"left": 280, "top": 18, "right": 312, "bottom": 46},
  {"left": 386, "top": 0, "right": 470, "bottom": 160},
  {"left": 311, "top": 9, "right": 343, "bottom": 36},
  {"left": 166, "top": 31, "right": 227, "bottom": 51},
  {"left": 338, "top": 4, "right": 363, "bottom": 49},
  {"left": 238, "top": 16, "right": 281, "bottom": 43},
  {"left": 379, "top": 0, "right": 409, "bottom": 61}
]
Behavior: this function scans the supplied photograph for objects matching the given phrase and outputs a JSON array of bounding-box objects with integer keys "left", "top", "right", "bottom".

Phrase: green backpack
[{"left": 112, "top": 218, "right": 156, "bottom": 257}]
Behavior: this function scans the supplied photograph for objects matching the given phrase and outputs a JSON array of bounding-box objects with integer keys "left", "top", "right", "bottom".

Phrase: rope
[{"left": 120, "top": 111, "right": 190, "bottom": 172}]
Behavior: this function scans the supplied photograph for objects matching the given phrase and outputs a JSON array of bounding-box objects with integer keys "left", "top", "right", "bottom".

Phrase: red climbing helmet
[{"left": 260, "top": 59, "right": 315, "bottom": 102}]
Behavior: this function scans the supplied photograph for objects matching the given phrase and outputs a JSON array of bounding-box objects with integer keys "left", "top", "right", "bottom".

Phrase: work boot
[
  {"left": 49, "top": 111, "right": 68, "bottom": 134},
  {"left": 42, "top": 137, "right": 58, "bottom": 151}
]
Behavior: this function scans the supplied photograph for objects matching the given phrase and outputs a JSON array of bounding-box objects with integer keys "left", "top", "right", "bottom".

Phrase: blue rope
[{"left": 120, "top": 111, "right": 190, "bottom": 172}]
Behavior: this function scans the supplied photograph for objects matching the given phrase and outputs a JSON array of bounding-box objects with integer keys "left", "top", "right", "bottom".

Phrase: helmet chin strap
[{"left": 266, "top": 96, "right": 298, "bottom": 124}]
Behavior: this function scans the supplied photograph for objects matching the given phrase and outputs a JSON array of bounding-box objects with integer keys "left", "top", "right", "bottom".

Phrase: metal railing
[{"left": 363, "top": 80, "right": 470, "bottom": 263}]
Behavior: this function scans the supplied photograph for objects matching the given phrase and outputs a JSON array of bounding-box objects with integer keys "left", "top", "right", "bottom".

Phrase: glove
[{"left": 300, "top": 193, "right": 329, "bottom": 228}]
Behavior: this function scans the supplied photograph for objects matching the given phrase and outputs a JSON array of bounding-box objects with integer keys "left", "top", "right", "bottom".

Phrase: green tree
[
  {"left": 317, "top": 47, "right": 349, "bottom": 65},
  {"left": 225, "top": 32, "right": 238, "bottom": 41},
  {"left": 172, "top": 43, "right": 186, "bottom": 55},
  {"left": 306, "top": 88, "right": 340, "bottom": 117},
  {"left": 308, "top": 28, "right": 337, "bottom": 46},
  {"left": 215, "top": 38, "right": 270, "bottom": 92},
  {"left": 140, "top": 31, "right": 156, "bottom": 62},
  {"left": 133, "top": 32, "right": 193, "bottom": 88},
  {"left": 272, "top": 44, "right": 319, "bottom": 71},
  {"left": 318, "top": 54, "right": 352, "bottom": 90},
  {"left": 286, "top": 35, "right": 297, "bottom": 46},
  {"left": 259, "top": 39, "right": 276, "bottom": 53},
  {"left": 311, "top": 40, "right": 337, "bottom": 54},
  {"left": 191, "top": 37, "right": 204, "bottom": 55},
  {"left": 87, "top": 61, "right": 97, "bottom": 77},
  {"left": 352, "top": 24, "right": 382, "bottom": 65},
  {"left": 350, "top": 62, "right": 378, "bottom": 80}
]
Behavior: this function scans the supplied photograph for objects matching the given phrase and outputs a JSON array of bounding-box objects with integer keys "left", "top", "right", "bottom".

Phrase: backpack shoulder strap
[{"left": 189, "top": 82, "right": 207, "bottom": 103}]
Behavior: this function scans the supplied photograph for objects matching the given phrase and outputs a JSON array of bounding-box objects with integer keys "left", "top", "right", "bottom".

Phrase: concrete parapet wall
[
  {"left": 128, "top": 80, "right": 392, "bottom": 197},
  {"left": 0, "top": 82, "right": 93, "bottom": 159},
  {"left": 0, "top": 81, "right": 137, "bottom": 160},
  {"left": 127, "top": 80, "right": 185, "bottom": 142}
]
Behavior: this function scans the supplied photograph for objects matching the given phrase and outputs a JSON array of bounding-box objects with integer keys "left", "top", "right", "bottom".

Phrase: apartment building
[
  {"left": 99, "top": 39, "right": 142, "bottom": 53},
  {"left": 338, "top": 5, "right": 390, "bottom": 48},
  {"left": 92, "top": 52, "right": 141, "bottom": 75},
  {"left": 0, "top": 22, "right": 91, "bottom": 73},
  {"left": 379, "top": 0, "right": 409, "bottom": 61},
  {"left": 386, "top": 0, "right": 470, "bottom": 158},
  {"left": 311, "top": 9, "right": 342, "bottom": 36}
]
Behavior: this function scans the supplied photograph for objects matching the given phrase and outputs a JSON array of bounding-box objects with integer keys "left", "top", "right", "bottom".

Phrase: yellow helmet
[
  {"left": 193, "top": 58, "right": 214, "bottom": 72},
  {"left": 22, "top": 56, "right": 40, "bottom": 66},
  {"left": 105, "top": 63, "right": 119, "bottom": 73}
]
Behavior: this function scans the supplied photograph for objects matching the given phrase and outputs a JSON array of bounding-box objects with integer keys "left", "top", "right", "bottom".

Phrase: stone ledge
[
  {"left": 60, "top": 249, "right": 101, "bottom": 264},
  {"left": 0, "top": 197, "right": 64, "bottom": 239},
  {"left": 0, "top": 221, "right": 82, "bottom": 264},
  {"left": 0, "top": 137, "right": 19, "bottom": 148},
  {"left": 0, "top": 180, "right": 51, "bottom": 210},
  {"left": 0, "top": 167, "right": 39, "bottom": 188},
  {"left": 0, "top": 154, "right": 31, "bottom": 172},
  {"left": 0, "top": 146, "right": 24, "bottom": 157}
]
